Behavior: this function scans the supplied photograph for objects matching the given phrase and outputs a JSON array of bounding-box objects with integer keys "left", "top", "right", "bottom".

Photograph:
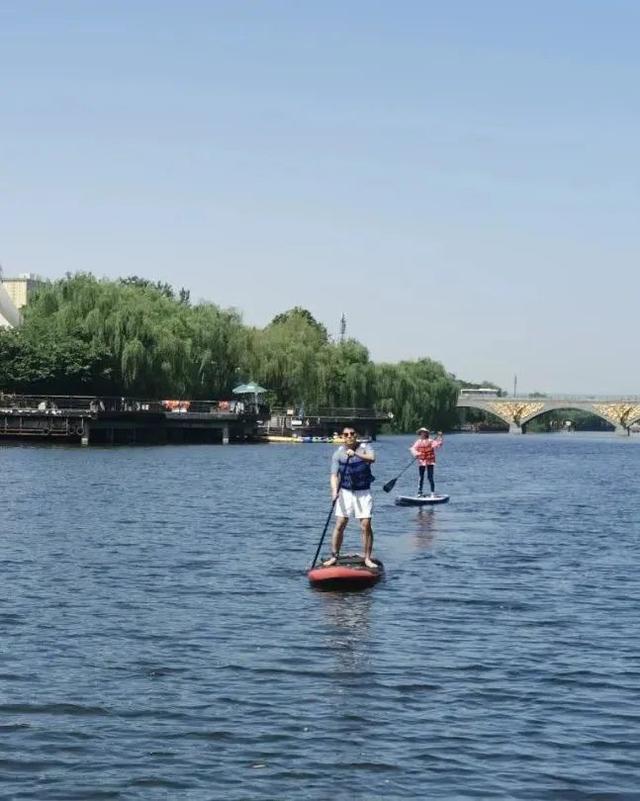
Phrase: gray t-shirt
[{"left": 331, "top": 443, "right": 375, "bottom": 475}]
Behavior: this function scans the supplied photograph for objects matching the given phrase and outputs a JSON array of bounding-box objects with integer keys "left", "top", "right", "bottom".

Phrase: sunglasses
[{"left": 342, "top": 431, "right": 356, "bottom": 437}]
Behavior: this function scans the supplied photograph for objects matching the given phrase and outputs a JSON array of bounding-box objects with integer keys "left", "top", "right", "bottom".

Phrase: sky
[{"left": 1, "top": 1, "right": 638, "bottom": 395}]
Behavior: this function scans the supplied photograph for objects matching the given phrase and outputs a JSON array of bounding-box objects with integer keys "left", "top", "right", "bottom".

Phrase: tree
[{"left": 3, "top": 273, "right": 491, "bottom": 430}]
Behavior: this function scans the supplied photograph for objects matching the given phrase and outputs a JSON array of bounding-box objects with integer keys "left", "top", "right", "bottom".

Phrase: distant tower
[{"left": 339, "top": 313, "right": 347, "bottom": 343}]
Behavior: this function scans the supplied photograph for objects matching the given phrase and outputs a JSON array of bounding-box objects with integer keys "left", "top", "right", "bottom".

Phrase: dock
[
  {"left": 264, "top": 406, "right": 391, "bottom": 441},
  {"left": 0, "top": 394, "right": 263, "bottom": 445},
  {"left": 0, "top": 394, "right": 392, "bottom": 446}
]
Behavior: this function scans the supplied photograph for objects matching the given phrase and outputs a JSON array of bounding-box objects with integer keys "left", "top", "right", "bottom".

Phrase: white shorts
[{"left": 335, "top": 489, "right": 373, "bottom": 519}]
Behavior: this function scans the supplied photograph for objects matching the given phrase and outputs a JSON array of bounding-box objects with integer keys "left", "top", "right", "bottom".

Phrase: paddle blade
[{"left": 382, "top": 478, "right": 396, "bottom": 493}]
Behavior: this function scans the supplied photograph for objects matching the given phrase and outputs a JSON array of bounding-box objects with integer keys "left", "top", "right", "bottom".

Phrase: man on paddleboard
[
  {"left": 410, "top": 427, "right": 443, "bottom": 497},
  {"left": 323, "top": 428, "right": 377, "bottom": 569}
]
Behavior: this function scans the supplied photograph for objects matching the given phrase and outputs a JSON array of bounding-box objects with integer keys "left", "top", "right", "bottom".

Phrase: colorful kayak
[
  {"left": 308, "top": 554, "right": 384, "bottom": 591},
  {"left": 395, "top": 494, "right": 450, "bottom": 506}
]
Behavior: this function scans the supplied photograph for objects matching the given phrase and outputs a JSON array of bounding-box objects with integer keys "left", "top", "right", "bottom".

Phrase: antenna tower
[{"left": 339, "top": 313, "right": 346, "bottom": 343}]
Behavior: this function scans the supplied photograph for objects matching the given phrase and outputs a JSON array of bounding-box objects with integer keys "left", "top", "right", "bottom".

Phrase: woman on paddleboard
[
  {"left": 410, "top": 427, "right": 443, "bottom": 497},
  {"left": 323, "top": 428, "right": 377, "bottom": 569}
]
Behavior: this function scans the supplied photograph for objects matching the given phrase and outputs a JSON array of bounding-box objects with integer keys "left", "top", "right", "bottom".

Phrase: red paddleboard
[{"left": 308, "top": 554, "right": 384, "bottom": 591}]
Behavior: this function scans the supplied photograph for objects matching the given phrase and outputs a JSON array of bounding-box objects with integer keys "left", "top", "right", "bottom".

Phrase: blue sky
[{"left": 1, "top": 1, "right": 638, "bottom": 394}]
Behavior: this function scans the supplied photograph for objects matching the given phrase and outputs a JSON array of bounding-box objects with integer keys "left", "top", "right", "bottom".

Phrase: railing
[
  {"left": 0, "top": 394, "right": 100, "bottom": 412},
  {"left": 270, "top": 406, "right": 390, "bottom": 419},
  {"left": 316, "top": 407, "right": 390, "bottom": 418},
  {"left": 458, "top": 394, "right": 640, "bottom": 402},
  {"left": 0, "top": 393, "right": 265, "bottom": 416}
]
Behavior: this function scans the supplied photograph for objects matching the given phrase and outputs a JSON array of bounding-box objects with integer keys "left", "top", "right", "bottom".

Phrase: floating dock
[
  {"left": 0, "top": 395, "right": 391, "bottom": 446},
  {"left": 0, "top": 394, "right": 261, "bottom": 445}
]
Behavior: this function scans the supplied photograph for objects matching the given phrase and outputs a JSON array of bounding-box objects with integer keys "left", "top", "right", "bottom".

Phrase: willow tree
[
  {"left": 241, "top": 308, "right": 379, "bottom": 411},
  {"left": 313, "top": 339, "right": 376, "bottom": 409},
  {"left": 183, "top": 302, "right": 247, "bottom": 398},
  {"left": 5, "top": 274, "right": 479, "bottom": 428},
  {"left": 18, "top": 273, "right": 245, "bottom": 397},
  {"left": 244, "top": 307, "right": 330, "bottom": 407},
  {"left": 374, "top": 359, "right": 459, "bottom": 432}
]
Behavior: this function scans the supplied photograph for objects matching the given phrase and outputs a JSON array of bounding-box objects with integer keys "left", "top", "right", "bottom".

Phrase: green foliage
[
  {"left": 375, "top": 359, "right": 459, "bottom": 432},
  {"left": 9, "top": 273, "right": 245, "bottom": 397},
  {"left": 526, "top": 409, "right": 614, "bottom": 432},
  {"left": 1, "top": 277, "right": 463, "bottom": 429},
  {"left": 0, "top": 326, "right": 110, "bottom": 394},
  {"left": 118, "top": 275, "right": 175, "bottom": 299},
  {"left": 458, "top": 379, "right": 505, "bottom": 396},
  {"left": 268, "top": 307, "right": 328, "bottom": 343}
]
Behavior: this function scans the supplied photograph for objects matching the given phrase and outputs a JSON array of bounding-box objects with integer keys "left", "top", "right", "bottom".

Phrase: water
[{"left": 1, "top": 434, "right": 639, "bottom": 800}]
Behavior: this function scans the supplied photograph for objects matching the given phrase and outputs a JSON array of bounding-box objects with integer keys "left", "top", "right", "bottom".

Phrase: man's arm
[
  {"left": 352, "top": 444, "right": 375, "bottom": 463},
  {"left": 330, "top": 451, "right": 341, "bottom": 498}
]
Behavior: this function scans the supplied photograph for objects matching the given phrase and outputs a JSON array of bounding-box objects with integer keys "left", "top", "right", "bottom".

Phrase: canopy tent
[{"left": 232, "top": 382, "right": 267, "bottom": 395}]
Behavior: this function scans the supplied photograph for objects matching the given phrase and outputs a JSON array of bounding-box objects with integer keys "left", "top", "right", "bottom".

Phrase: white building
[
  {"left": 0, "top": 265, "right": 44, "bottom": 328},
  {"left": 0, "top": 280, "right": 21, "bottom": 327},
  {"left": 1, "top": 271, "right": 42, "bottom": 310}
]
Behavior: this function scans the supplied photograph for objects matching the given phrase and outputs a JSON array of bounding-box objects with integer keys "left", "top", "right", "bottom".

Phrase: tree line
[{"left": 0, "top": 273, "right": 470, "bottom": 431}]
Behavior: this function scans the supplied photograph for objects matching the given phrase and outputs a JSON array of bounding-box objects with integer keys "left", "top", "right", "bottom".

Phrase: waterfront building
[
  {"left": 0, "top": 280, "right": 21, "bottom": 328},
  {"left": 1, "top": 272, "right": 43, "bottom": 309}
]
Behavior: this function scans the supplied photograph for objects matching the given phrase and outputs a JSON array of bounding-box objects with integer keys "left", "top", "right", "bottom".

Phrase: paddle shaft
[
  {"left": 382, "top": 456, "right": 416, "bottom": 493},
  {"left": 310, "top": 456, "right": 351, "bottom": 568}
]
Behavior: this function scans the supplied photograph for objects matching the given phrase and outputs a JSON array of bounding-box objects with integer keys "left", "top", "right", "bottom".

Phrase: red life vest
[{"left": 413, "top": 439, "right": 437, "bottom": 465}]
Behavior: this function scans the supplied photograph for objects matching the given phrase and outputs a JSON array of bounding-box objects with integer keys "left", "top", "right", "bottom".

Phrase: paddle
[
  {"left": 310, "top": 456, "right": 350, "bottom": 569},
  {"left": 382, "top": 456, "right": 416, "bottom": 493}
]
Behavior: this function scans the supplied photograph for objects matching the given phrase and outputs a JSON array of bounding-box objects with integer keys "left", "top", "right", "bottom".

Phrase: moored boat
[
  {"left": 263, "top": 433, "right": 372, "bottom": 444},
  {"left": 307, "top": 554, "right": 384, "bottom": 591}
]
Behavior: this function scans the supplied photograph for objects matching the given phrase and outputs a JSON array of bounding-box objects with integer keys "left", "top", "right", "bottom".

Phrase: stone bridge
[{"left": 456, "top": 394, "right": 640, "bottom": 434}]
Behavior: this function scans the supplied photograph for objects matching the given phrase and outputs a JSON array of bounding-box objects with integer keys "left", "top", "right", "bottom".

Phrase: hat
[{"left": 417, "top": 427, "right": 429, "bottom": 433}]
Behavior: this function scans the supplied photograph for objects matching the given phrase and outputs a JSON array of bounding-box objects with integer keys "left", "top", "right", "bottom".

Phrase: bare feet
[
  {"left": 322, "top": 553, "right": 338, "bottom": 567},
  {"left": 364, "top": 557, "right": 377, "bottom": 569}
]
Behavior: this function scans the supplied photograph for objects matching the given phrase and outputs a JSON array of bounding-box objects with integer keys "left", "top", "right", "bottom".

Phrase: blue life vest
[{"left": 339, "top": 455, "right": 373, "bottom": 491}]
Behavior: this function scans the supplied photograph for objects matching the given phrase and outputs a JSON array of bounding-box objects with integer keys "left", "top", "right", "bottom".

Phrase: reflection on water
[
  {"left": 319, "top": 590, "right": 372, "bottom": 643},
  {"left": 411, "top": 507, "right": 438, "bottom": 550},
  {"left": 318, "top": 591, "right": 375, "bottom": 707},
  {"left": 319, "top": 591, "right": 372, "bottom": 663}
]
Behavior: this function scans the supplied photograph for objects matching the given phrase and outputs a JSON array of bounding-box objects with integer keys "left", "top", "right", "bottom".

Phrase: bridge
[{"left": 456, "top": 393, "right": 640, "bottom": 434}]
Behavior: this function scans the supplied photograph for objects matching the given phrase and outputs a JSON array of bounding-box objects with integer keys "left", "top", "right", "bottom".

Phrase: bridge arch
[
  {"left": 629, "top": 411, "right": 640, "bottom": 427},
  {"left": 456, "top": 402, "right": 510, "bottom": 431},
  {"left": 519, "top": 406, "right": 615, "bottom": 432},
  {"left": 456, "top": 395, "right": 640, "bottom": 434}
]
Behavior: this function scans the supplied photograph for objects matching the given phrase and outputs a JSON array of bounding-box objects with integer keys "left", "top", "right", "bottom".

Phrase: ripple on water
[{"left": 1, "top": 436, "right": 640, "bottom": 799}]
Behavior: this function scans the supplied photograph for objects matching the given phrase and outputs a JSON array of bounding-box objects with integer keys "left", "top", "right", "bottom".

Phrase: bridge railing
[{"left": 458, "top": 394, "right": 640, "bottom": 403}]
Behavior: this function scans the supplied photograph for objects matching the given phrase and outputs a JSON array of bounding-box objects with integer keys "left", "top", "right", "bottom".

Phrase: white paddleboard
[{"left": 395, "top": 494, "right": 450, "bottom": 506}]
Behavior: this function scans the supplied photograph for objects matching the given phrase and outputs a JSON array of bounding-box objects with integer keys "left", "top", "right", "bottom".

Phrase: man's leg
[
  {"left": 360, "top": 518, "right": 375, "bottom": 568},
  {"left": 323, "top": 517, "right": 347, "bottom": 566}
]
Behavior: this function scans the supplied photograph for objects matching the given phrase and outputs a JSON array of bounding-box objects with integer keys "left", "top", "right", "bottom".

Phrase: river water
[{"left": 1, "top": 433, "right": 639, "bottom": 800}]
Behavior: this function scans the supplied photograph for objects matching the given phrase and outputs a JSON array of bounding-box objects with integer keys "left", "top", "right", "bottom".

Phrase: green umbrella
[{"left": 232, "top": 382, "right": 267, "bottom": 395}]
